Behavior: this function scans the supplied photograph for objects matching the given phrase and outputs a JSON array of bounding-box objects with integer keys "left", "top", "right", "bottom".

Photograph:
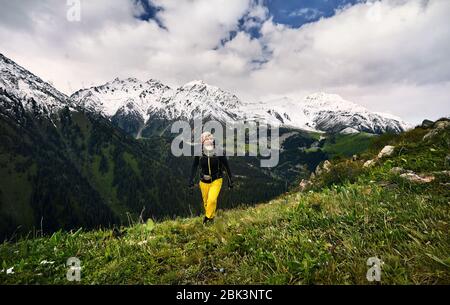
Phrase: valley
[{"left": 0, "top": 53, "right": 410, "bottom": 240}]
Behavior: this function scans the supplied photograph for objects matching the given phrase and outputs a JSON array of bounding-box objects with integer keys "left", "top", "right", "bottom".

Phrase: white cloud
[
  {"left": 0, "top": 0, "right": 449, "bottom": 123},
  {"left": 289, "top": 8, "right": 324, "bottom": 21}
]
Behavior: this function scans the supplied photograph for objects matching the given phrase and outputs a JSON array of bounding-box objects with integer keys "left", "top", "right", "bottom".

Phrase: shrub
[{"left": 315, "top": 160, "right": 364, "bottom": 188}]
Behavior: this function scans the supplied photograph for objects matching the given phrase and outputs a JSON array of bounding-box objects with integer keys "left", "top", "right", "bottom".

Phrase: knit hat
[{"left": 201, "top": 132, "right": 215, "bottom": 155}]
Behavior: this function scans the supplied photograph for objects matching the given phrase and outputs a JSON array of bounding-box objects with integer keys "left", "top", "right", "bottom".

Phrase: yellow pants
[{"left": 199, "top": 178, "right": 223, "bottom": 219}]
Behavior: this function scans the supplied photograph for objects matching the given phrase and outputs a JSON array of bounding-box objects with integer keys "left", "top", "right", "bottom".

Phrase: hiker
[{"left": 188, "top": 132, "right": 233, "bottom": 224}]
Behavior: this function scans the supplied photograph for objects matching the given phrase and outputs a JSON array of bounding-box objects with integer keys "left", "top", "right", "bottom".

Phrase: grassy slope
[
  {"left": 322, "top": 132, "right": 374, "bottom": 158},
  {"left": 0, "top": 124, "right": 449, "bottom": 284}
]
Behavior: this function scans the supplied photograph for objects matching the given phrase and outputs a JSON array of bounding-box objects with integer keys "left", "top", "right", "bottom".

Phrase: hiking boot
[{"left": 203, "top": 216, "right": 214, "bottom": 225}]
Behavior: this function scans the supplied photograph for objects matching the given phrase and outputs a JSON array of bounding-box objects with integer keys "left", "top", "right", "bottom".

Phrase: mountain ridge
[
  {"left": 0, "top": 53, "right": 410, "bottom": 137},
  {"left": 70, "top": 76, "right": 410, "bottom": 137},
  {"left": 0, "top": 53, "right": 73, "bottom": 119}
]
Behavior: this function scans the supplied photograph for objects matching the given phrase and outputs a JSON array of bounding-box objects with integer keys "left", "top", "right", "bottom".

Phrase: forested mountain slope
[{"left": 1, "top": 119, "right": 448, "bottom": 284}]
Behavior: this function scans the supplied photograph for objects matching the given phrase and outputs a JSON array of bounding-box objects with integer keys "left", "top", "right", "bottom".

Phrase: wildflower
[{"left": 138, "top": 240, "right": 148, "bottom": 246}]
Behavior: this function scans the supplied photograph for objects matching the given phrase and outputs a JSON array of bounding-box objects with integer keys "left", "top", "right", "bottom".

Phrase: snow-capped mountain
[
  {"left": 71, "top": 78, "right": 410, "bottom": 136},
  {"left": 71, "top": 77, "right": 172, "bottom": 121},
  {"left": 71, "top": 77, "right": 174, "bottom": 136},
  {"left": 156, "top": 80, "right": 247, "bottom": 121},
  {"left": 71, "top": 79, "right": 252, "bottom": 137},
  {"left": 72, "top": 79, "right": 247, "bottom": 121},
  {"left": 251, "top": 93, "right": 410, "bottom": 134},
  {"left": 0, "top": 53, "right": 409, "bottom": 136},
  {"left": 0, "top": 53, "right": 72, "bottom": 116}
]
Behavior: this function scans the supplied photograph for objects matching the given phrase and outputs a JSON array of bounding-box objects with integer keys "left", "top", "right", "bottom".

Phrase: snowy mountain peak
[
  {"left": 244, "top": 92, "right": 410, "bottom": 133},
  {"left": 0, "top": 53, "right": 410, "bottom": 138},
  {"left": 71, "top": 75, "right": 410, "bottom": 136},
  {"left": 305, "top": 92, "right": 345, "bottom": 102},
  {"left": 302, "top": 92, "right": 365, "bottom": 112},
  {"left": 182, "top": 80, "right": 208, "bottom": 88},
  {"left": 0, "top": 53, "right": 71, "bottom": 114},
  {"left": 71, "top": 77, "right": 173, "bottom": 119}
]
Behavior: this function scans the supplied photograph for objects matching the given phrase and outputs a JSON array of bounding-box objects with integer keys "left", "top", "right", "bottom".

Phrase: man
[{"left": 188, "top": 132, "right": 233, "bottom": 224}]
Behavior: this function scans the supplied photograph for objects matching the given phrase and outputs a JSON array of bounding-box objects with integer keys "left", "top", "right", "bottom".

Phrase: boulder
[
  {"left": 400, "top": 172, "right": 435, "bottom": 184},
  {"left": 421, "top": 119, "right": 434, "bottom": 128},
  {"left": 433, "top": 117, "right": 450, "bottom": 126},
  {"left": 377, "top": 145, "right": 395, "bottom": 159},
  {"left": 315, "top": 160, "right": 332, "bottom": 176},
  {"left": 299, "top": 179, "right": 312, "bottom": 192},
  {"left": 390, "top": 167, "right": 407, "bottom": 175},
  {"left": 423, "top": 120, "right": 450, "bottom": 141},
  {"left": 434, "top": 120, "right": 450, "bottom": 129},
  {"left": 363, "top": 159, "right": 376, "bottom": 168},
  {"left": 323, "top": 160, "right": 332, "bottom": 172}
]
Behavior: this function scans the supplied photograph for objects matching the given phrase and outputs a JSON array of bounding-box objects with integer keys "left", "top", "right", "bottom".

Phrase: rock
[
  {"left": 323, "top": 160, "right": 332, "bottom": 172},
  {"left": 363, "top": 159, "right": 376, "bottom": 168},
  {"left": 400, "top": 172, "right": 435, "bottom": 184},
  {"left": 378, "top": 145, "right": 395, "bottom": 159},
  {"left": 432, "top": 170, "right": 450, "bottom": 177},
  {"left": 299, "top": 179, "right": 312, "bottom": 192},
  {"left": 315, "top": 161, "right": 331, "bottom": 176},
  {"left": 440, "top": 170, "right": 450, "bottom": 176},
  {"left": 421, "top": 119, "right": 434, "bottom": 128},
  {"left": 434, "top": 120, "right": 450, "bottom": 129},
  {"left": 390, "top": 167, "right": 406, "bottom": 175},
  {"left": 390, "top": 167, "right": 414, "bottom": 175},
  {"left": 352, "top": 154, "right": 358, "bottom": 161},
  {"left": 309, "top": 172, "right": 316, "bottom": 180},
  {"left": 390, "top": 167, "right": 435, "bottom": 183},
  {"left": 433, "top": 118, "right": 450, "bottom": 128},
  {"left": 423, "top": 120, "right": 450, "bottom": 141}
]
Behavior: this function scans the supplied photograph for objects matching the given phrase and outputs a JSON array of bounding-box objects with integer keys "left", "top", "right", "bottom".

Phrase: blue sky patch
[
  {"left": 264, "top": 0, "right": 364, "bottom": 29},
  {"left": 134, "top": 1, "right": 365, "bottom": 35},
  {"left": 218, "top": 0, "right": 365, "bottom": 44},
  {"left": 134, "top": 0, "right": 165, "bottom": 29}
]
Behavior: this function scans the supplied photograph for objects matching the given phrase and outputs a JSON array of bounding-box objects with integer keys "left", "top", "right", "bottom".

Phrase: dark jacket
[{"left": 189, "top": 154, "right": 233, "bottom": 186}]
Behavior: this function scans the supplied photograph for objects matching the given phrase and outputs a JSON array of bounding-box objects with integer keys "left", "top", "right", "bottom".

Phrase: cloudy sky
[{"left": 0, "top": 0, "right": 449, "bottom": 123}]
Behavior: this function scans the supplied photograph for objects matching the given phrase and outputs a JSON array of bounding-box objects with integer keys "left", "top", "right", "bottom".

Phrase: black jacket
[{"left": 189, "top": 154, "right": 233, "bottom": 186}]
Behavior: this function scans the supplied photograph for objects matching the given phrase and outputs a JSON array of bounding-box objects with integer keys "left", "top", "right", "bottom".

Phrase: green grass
[
  {"left": 323, "top": 133, "right": 374, "bottom": 158},
  {"left": 0, "top": 123, "right": 449, "bottom": 285},
  {"left": 0, "top": 179, "right": 448, "bottom": 284}
]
